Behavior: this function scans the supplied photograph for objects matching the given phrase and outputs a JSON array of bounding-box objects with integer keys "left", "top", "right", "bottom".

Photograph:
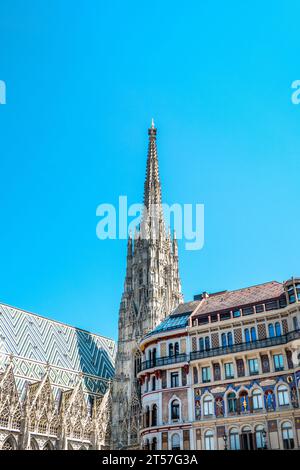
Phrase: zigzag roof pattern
[{"left": 0, "top": 302, "right": 116, "bottom": 397}]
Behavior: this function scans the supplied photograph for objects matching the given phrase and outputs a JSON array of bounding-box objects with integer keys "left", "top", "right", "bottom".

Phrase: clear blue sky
[{"left": 0, "top": 1, "right": 299, "bottom": 340}]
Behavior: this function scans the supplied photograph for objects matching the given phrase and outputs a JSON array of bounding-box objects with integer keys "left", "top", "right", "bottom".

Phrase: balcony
[
  {"left": 140, "top": 353, "right": 188, "bottom": 372},
  {"left": 190, "top": 329, "right": 300, "bottom": 361}
]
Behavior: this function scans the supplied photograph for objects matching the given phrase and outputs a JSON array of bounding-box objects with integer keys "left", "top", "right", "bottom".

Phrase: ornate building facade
[
  {"left": 111, "top": 122, "right": 183, "bottom": 449},
  {"left": 0, "top": 303, "right": 115, "bottom": 450},
  {"left": 138, "top": 279, "right": 300, "bottom": 450}
]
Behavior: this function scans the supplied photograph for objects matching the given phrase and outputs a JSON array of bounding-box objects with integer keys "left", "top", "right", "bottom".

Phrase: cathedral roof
[{"left": 0, "top": 302, "right": 116, "bottom": 398}]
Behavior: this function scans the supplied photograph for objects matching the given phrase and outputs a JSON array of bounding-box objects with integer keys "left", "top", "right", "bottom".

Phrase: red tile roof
[{"left": 191, "top": 281, "right": 284, "bottom": 317}]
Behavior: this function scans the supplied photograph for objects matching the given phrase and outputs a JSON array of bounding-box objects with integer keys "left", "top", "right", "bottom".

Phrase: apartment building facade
[{"left": 137, "top": 278, "right": 300, "bottom": 450}]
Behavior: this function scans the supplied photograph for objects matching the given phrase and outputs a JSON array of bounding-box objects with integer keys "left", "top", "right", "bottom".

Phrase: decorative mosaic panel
[
  {"left": 234, "top": 328, "right": 242, "bottom": 344},
  {"left": 257, "top": 323, "right": 266, "bottom": 339}
]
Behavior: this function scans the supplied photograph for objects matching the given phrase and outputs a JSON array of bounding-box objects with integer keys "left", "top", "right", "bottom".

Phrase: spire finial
[{"left": 151, "top": 118, "right": 155, "bottom": 129}]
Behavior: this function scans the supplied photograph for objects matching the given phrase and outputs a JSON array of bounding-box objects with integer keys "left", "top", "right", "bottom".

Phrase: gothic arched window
[
  {"left": 244, "top": 329, "right": 250, "bottom": 343},
  {"left": 174, "top": 342, "right": 179, "bottom": 356},
  {"left": 168, "top": 343, "right": 174, "bottom": 357},
  {"left": 227, "top": 332, "right": 233, "bottom": 346},
  {"left": 170, "top": 400, "right": 180, "bottom": 420},
  {"left": 151, "top": 404, "right": 158, "bottom": 426},
  {"left": 2, "top": 436, "right": 16, "bottom": 450},
  {"left": 151, "top": 437, "right": 157, "bottom": 450}
]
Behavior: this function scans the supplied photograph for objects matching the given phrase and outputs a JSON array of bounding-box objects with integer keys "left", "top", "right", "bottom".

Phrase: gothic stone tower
[{"left": 111, "top": 122, "right": 183, "bottom": 449}]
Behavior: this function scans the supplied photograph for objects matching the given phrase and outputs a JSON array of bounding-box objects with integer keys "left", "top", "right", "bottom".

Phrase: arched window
[
  {"left": 255, "top": 425, "right": 265, "bottom": 449},
  {"left": 229, "top": 428, "right": 240, "bottom": 450},
  {"left": 43, "top": 441, "right": 54, "bottom": 450},
  {"left": 221, "top": 333, "right": 227, "bottom": 347},
  {"left": 203, "top": 396, "right": 214, "bottom": 416},
  {"left": 169, "top": 343, "right": 174, "bottom": 357},
  {"left": 170, "top": 400, "right": 180, "bottom": 420},
  {"left": 151, "top": 404, "right": 158, "bottom": 426},
  {"left": 227, "top": 392, "right": 237, "bottom": 413},
  {"left": 252, "top": 389, "right": 263, "bottom": 410},
  {"left": 174, "top": 342, "right": 179, "bottom": 356},
  {"left": 250, "top": 327, "right": 257, "bottom": 342},
  {"left": 151, "top": 437, "right": 157, "bottom": 451},
  {"left": 205, "top": 336, "right": 210, "bottom": 350},
  {"left": 199, "top": 338, "right": 204, "bottom": 351},
  {"left": 30, "top": 438, "right": 39, "bottom": 450},
  {"left": 0, "top": 406, "right": 9, "bottom": 427},
  {"left": 275, "top": 322, "right": 281, "bottom": 337},
  {"left": 204, "top": 430, "right": 214, "bottom": 450},
  {"left": 227, "top": 332, "right": 233, "bottom": 346},
  {"left": 293, "top": 317, "right": 299, "bottom": 330},
  {"left": 2, "top": 436, "right": 16, "bottom": 450},
  {"left": 171, "top": 433, "right": 180, "bottom": 450},
  {"left": 282, "top": 422, "right": 294, "bottom": 449},
  {"left": 145, "top": 406, "right": 150, "bottom": 427},
  {"left": 277, "top": 385, "right": 290, "bottom": 406},
  {"left": 152, "top": 376, "right": 156, "bottom": 391},
  {"left": 268, "top": 324, "right": 275, "bottom": 338},
  {"left": 244, "top": 329, "right": 250, "bottom": 343},
  {"left": 144, "top": 439, "right": 150, "bottom": 451}
]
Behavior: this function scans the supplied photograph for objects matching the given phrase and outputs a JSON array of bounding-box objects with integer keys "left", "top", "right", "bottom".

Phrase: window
[
  {"left": 152, "top": 376, "right": 156, "bottom": 391},
  {"left": 171, "top": 400, "right": 180, "bottom": 420},
  {"left": 287, "top": 285, "right": 296, "bottom": 304},
  {"left": 227, "top": 392, "right": 237, "bottom": 413},
  {"left": 227, "top": 332, "right": 233, "bottom": 346},
  {"left": 275, "top": 322, "right": 281, "bottom": 337},
  {"left": 242, "top": 307, "right": 254, "bottom": 316},
  {"left": 151, "top": 437, "right": 157, "bottom": 451},
  {"left": 277, "top": 385, "right": 290, "bottom": 406},
  {"left": 252, "top": 389, "right": 263, "bottom": 410},
  {"left": 255, "top": 425, "right": 265, "bottom": 449},
  {"left": 199, "top": 338, "right": 204, "bottom": 351},
  {"left": 229, "top": 429, "right": 240, "bottom": 450},
  {"left": 202, "top": 367, "right": 211, "bottom": 383},
  {"left": 224, "top": 362, "right": 234, "bottom": 379},
  {"left": 204, "top": 430, "right": 214, "bottom": 450},
  {"left": 248, "top": 358, "right": 259, "bottom": 375},
  {"left": 169, "top": 343, "right": 174, "bottom": 357},
  {"left": 293, "top": 317, "right": 299, "bottom": 330},
  {"left": 282, "top": 422, "right": 294, "bottom": 449},
  {"left": 221, "top": 333, "right": 227, "bottom": 347},
  {"left": 244, "top": 329, "right": 250, "bottom": 343},
  {"left": 250, "top": 327, "right": 257, "bottom": 341},
  {"left": 205, "top": 336, "right": 210, "bottom": 351},
  {"left": 145, "top": 406, "right": 150, "bottom": 427},
  {"left": 174, "top": 342, "right": 179, "bottom": 356},
  {"left": 151, "top": 404, "right": 157, "bottom": 426},
  {"left": 233, "top": 309, "right": 241, "bottom": 318},
  {"left": 203, "top": 396, "right": 214, "bottom": 416},
  {"left": 273, "top": 354, "right": 284, "bottom": 372},
  {"left": 171, "top": 372, "right": 179, "bottom": 388},
  {"left": 268, "top": 323, "right": 275, "bottom": 338},
  {"left": 171, "top": 433, "right": 180, "bottom": 450},
  {"left": 193, "top": 367, "right": 198, "bottom": 384}
]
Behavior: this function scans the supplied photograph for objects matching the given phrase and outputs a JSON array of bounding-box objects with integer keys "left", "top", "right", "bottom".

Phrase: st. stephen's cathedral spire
[{"left": 111, "top": 121, "right": 183, "bottom": 449}]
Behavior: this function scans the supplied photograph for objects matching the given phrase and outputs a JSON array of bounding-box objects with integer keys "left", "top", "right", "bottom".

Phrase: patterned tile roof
[
  {"left": 193, "top": 281, "right": 284, "bottom": 316},
  {"left": 0, "top": 302, "right": 116, "bottom": 397},
  {"left": 146, "top": 281, "right": 286, "bottom": 337}
]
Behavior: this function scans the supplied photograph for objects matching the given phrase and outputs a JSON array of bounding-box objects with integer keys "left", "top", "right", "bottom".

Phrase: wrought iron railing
[
  {"left": 190, "top": 329, "right": 300, "bottom": 361},
  {"left": 140, "top": 353, "right": 187, "bottom": 372}
]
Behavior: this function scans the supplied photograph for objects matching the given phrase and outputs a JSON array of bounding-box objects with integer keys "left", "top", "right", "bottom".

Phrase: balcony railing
[
  {"left": 140, "top": 353, "right": 187, "bottom": 372},
  {"left": 190, "top": 329, "right": 300, "bottom": 361}
]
